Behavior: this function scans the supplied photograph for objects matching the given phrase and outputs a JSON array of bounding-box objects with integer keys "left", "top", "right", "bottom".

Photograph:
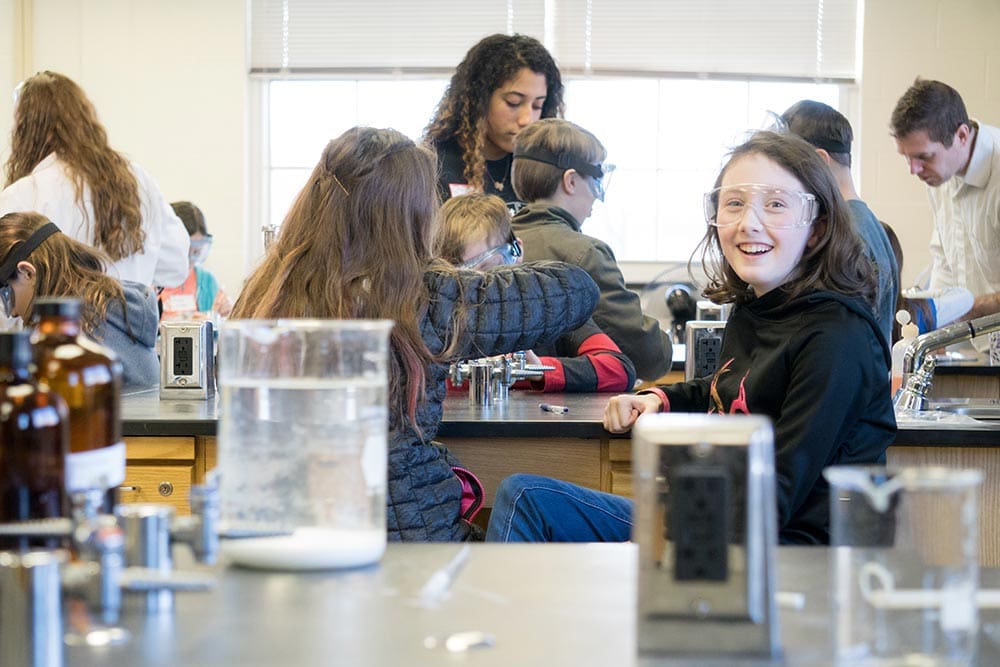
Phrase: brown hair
[
  {"left": 436, "top": 193, "right": 511, "bottom": 264},
  {"left": 5, "top": 71, "right": 144, "bottom": 261},
  {"left": 171, "top": 201, "right": 208, "bottom": 237},
  {"left": 781, "top": 99, "right": 853, "bottom": 168},
  {"left": 424, "top": 34, "right": 564, "bottom": 193},
  {"left": 511, "top": 118, "right": 606, "bottom": 202},
  {"left": 890, "top": 78, "right": 970, "bottom": 146},
  {"left": 232, "top": 127, "right": 461, "bottom": 430},
  {"left": 698, "top": 131, "right": 875, "bottom": 308},
  {"left": 0, "top": 211, "right": 128, "bottom": 336}
]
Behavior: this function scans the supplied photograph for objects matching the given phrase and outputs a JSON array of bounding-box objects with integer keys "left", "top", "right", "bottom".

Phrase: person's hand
[
  {"left": 603, "top": 393, "right": 663, "bottom": 433},
  {"left": 523, "top": 349, "right": 542, "bottom": 365},
  {"left": 214, "top": 290, "right": 233, "bottom": 318}
]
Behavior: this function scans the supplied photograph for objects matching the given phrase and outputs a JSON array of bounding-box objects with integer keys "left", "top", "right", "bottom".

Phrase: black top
[
  {"left": 434, "top": 138, "right": 524, "bottom": 212},
  {"left": 661, "top": 288, "right": 897, "bottom": 545}
]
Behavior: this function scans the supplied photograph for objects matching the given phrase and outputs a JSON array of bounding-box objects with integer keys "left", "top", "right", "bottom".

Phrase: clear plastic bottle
[
  {"left": 30, "top": 298, "right": 124, "bottom": 514},
  {"left": 890, "top": 310, "right": 919, "bottom": 396},
  {"left": 0, "top": 330, "right": 70, "bottom": 550}
]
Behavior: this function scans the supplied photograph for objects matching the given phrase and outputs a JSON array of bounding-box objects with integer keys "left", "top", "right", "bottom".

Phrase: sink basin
[{"left": 927, "top": 398, "right": 1000, "bottom": 420}]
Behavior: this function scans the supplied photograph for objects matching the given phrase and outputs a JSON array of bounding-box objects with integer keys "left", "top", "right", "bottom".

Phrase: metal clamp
[{"left": 449, "top": 352, "right": 554, "bottom": 406}]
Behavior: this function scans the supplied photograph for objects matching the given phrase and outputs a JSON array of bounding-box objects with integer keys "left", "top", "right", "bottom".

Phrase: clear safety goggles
[
  {"left": 0, "top": 284, "right": 13, "bottom": 317},
  {"left": 704, "top": 183, "right": 819, "bottom": 229},
  {"left": 189, "top": 236, "right": 213, "bottom": 265},
  {"left": 513, "top": 147, "right": 616, "bottom": 202},
  {"left": 585, "top": 163, "right": 616, "bottom": 202},
  {"left": 459, "top": 232, "right": 522, "bottom": 270}
]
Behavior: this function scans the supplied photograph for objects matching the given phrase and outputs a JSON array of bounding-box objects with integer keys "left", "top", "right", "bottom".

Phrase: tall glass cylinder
[{"left": 218, "top": 319, "right": 392, "bottom": 570}]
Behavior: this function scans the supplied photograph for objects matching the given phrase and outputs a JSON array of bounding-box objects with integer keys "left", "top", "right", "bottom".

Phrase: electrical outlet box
[
  {"left": 684, "top": 321, "right": 725, "bottom": 381},
  {"left": 160, "top": 321, "right": 215, "bottom": 400},
  {"left": 173, "top": 336, "right": 194, "bottom": 376},
  {"left": 670, "top": 464, "right": 729, "bottom": 582},
  {"left": 695, "top": 300, "right": 731, "bottom": 322},
  {"left": 632, "top": 413, "right": 780, "bottom": 658}
]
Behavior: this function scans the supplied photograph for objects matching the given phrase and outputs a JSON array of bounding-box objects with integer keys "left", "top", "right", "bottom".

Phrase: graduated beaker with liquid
[{"left": 217, "top": 319, "right": 393, "bottom": 570}]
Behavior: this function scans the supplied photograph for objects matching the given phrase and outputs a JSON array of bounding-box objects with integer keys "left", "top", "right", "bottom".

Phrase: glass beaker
[
  {"left": 824, "top": 465, "right": 982, "bottom": 667},
  {"left": 217, "top": 319, "right": 393, "bottom": 570}
]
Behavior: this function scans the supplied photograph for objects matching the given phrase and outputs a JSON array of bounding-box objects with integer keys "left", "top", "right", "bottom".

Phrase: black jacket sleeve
[{"left": 421, "top": 261, "right": 600, "bottom": 360}]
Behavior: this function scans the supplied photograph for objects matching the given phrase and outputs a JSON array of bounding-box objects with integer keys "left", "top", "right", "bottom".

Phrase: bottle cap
[
  {"left": 33, "top": 297, "right": 81, "bottom": 319},
  {"left": 901, "top": 321, "right": 919, "bottom": 339},
  {"left": 0, "top": 330, "right": 33, "bottom": 368},
  {"left": 895, "top": 309, "right": 911, "bottom": 326}
]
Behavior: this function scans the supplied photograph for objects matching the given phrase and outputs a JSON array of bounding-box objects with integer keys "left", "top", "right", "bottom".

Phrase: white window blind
[
  {"left": 249, "top": 0, "right": 546, "bottom": 71},
  {"left": 250, "top": 0, "right": 858, "bottom": 81},
  {"left": 553, "top": 1, "right": 857, "bottom": 80}
]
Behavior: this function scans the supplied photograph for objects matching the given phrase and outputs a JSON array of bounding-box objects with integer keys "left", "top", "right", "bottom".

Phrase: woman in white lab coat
[{"left": 0, "top": 71, "right": 189, "bottom": 289}]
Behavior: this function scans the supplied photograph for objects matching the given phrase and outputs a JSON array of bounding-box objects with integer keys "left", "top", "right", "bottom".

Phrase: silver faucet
[{"left": 893, "top": 311, "right": 1000, "bottom": 411}]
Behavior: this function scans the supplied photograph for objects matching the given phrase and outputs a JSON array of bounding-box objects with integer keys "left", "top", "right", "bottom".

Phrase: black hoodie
[{"left": 661, "top": 288, "right": 896, "bottom": 545}]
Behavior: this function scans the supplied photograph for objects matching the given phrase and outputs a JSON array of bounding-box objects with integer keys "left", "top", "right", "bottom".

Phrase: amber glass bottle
[
  {"left": 0, "top": 331, "right": 70, "bottom": 550},
  {"left": 30, "top": 298, "right": 124, "bottom": 515}
]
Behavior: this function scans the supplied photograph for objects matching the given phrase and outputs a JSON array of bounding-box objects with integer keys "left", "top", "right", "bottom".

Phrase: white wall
[
  {"left": 2, "top": 0, "right": 1000, "bottom": 293},
  {"left": 1, "top": 0, "right": 247, "bottom": 294},
  {"left": 0, "top": 0, "right": 17, "bottom": 165}
]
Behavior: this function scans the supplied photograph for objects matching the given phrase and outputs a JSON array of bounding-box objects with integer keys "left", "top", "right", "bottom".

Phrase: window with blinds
[
  {"left": 250, "top": 0, "right": 857, "bottom": 81},
  {"left": 248, "top": 1, "right": 857, "bottom": 271}
]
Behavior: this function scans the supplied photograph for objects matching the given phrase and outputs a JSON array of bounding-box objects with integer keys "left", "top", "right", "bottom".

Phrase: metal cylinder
[
  {"left": 116, "top": 504, "right": 175, "bottom": 612},
  {"left": 0, "top": 549, "right": 67, "bottom": 667},
  {"left": 467, "top": 361, "right": 494, "bottom": 406}
]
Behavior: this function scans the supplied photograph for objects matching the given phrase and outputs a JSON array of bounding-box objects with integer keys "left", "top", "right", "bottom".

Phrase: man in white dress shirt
[{"left": 891, "top": 77, "right": 1000, "bottom": 322}]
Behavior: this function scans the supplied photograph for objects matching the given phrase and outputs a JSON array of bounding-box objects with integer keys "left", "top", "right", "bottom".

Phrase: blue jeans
[{"left": 485, "top": 473, "right": 634, "bottom": 542}]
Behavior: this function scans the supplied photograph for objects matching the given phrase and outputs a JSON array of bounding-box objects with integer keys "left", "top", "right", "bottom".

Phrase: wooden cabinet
[{"left": 121, "top": 436, "right": 217, "bottom": 515}]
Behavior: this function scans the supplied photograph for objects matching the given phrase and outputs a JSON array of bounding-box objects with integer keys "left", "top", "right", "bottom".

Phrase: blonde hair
[{"left": 436, "top": 193, "right": 511, "bottom": 264}]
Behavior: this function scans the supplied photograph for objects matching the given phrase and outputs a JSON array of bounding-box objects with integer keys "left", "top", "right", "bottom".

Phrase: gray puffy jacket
[{"left": 388, "top": 262, "right": 599, "bottom": 541}]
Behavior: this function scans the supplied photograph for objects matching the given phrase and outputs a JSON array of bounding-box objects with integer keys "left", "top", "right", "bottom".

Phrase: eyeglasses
[
  {"left": 704, "top": 183, "right": 819, "bottom": 229},
  {"left": 459, "top": 232, "right": 522, "bottom": 270}
]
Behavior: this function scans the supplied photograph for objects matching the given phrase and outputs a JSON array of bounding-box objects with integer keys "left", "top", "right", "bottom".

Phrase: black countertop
[{"left": 122, "top": 387, "right": 1000, "bottom": 446}]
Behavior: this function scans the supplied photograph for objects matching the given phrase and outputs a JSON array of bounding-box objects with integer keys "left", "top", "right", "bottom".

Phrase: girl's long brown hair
[
  {"left": 232, "top": 127, "right": 457, "bottom": 431},
  {"left": 5, "top": 71, "right": 144, "bottom": 262},
  {"left": 424, "top": 34, "right": 563, "bottom": 193},
  {"left": 0, "top": 211, "right": 129, "bottom": 337}
]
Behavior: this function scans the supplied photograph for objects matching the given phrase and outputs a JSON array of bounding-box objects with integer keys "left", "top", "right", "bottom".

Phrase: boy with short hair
[{"left": 511, "top": 119, "right": 673, "bottom": 381}]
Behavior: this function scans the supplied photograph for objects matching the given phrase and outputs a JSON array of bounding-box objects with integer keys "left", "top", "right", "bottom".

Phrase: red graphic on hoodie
[{"left": 708, "top": 358, "right": 751, "bottom": 415}]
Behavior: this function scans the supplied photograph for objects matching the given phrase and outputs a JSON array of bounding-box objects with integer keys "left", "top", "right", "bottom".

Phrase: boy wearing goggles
[{"left": 511, "top": 118, "right": 672, "bottom": 382}]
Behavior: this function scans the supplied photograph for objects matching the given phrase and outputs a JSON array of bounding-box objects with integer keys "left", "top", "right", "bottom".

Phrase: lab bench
[
  {"left": 121, "top": 369, "right": 1000, "bottom": 561},
  {"left": 64, "top": 543, "right": 1000, "bottom": 666}
]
